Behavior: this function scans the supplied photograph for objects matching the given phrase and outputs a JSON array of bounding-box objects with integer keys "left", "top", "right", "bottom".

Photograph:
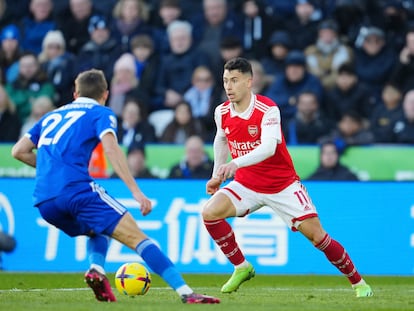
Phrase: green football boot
[
  {"left": 354, "top": 283, "right": 373, "bottom": 298},
  {"left": 221, "top": 263, "right": 255, "bottom": 293}
]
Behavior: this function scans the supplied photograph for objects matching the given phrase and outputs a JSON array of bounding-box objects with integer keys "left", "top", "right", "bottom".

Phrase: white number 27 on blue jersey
[{"left": 38, "top": 111, "right": 86, "bottom": 147}]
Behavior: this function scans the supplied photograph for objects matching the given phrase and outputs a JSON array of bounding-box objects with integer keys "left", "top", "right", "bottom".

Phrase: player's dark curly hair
[{"left": 224, "top": 57, "right": 253, "bottom": 76}]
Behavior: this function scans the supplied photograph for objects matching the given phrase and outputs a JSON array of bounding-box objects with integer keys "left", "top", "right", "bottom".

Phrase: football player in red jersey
[{"left": 202, "top": 57, "right": 373, "bottom": 298}]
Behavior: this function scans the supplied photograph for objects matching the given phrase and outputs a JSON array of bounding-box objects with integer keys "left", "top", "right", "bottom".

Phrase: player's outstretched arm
[
  {"left": 11, "top": 136, "right": 37, "bottom": 168},
  {"left": 101, "top": 132, "right": 152, "bottom": 216}
]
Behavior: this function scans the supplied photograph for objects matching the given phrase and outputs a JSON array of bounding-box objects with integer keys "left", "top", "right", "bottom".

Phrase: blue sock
[
  {"left": 135, "top": 239, "right": 186, "bottom": 290},
  {"left": 87, "top": 235, "right": 109, "bottom": 269}
]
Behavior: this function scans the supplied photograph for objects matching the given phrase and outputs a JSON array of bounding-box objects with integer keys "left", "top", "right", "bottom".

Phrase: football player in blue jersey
[{"left": 11, "top": 69, "right": 220, "bottom": 304}]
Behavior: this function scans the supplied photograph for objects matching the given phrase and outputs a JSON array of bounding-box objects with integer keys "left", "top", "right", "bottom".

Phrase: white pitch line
[
  {"left": 0, "top": 287, "right": 171, "bottom": 293},
  {"left": 0, "top": 287, "right": 396, "bottom": 294},
  {"left": 1, "top": 286, "right": 406, "bottom": 294}
]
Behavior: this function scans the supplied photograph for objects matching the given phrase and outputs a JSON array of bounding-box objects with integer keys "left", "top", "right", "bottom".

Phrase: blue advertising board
[{"left": 0, "top": 179, "right": 413, "bottom": 275}]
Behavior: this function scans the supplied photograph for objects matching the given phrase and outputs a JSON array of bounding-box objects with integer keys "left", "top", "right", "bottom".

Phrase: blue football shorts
[{"left": 37, "top": 182, "right": 127, "bottom": 237}]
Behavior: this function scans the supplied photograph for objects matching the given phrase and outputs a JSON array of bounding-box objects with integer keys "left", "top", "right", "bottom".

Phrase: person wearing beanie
[
  {"left": 38, "top": 30, "right": 66, "bottom": 63},
  {"left": 76, "top": 15, "right": 122, "bottom": 82},
  {"left": 0, "top": 24, "right": 23, "bottom": 83},
  {"left": 114, "top": 53, "right": 137, "bottom": 75},
  {"left": 260, "top": 30, "right": 292, "bottom": 84},
  {"left": 265, "top": 50, "right": 324, "bottom": 123},
  {"left": 354, "top": 25, "right": 397, "bottom": 107},
  {"left": 38, "top": 30, "right": 77, "bottom": 105},
  {"left": 305, "top": 19, "right": 354, "bottom": 90}
]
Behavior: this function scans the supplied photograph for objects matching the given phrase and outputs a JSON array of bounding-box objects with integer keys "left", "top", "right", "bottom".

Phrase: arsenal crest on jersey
[{"left": 248, "top": 125, "right": 258, "bottom": 137}]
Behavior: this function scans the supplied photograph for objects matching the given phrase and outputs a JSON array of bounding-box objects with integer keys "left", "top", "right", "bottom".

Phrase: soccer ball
[{"left": 115, "top": 262, "right": 151, "bottom": 296}]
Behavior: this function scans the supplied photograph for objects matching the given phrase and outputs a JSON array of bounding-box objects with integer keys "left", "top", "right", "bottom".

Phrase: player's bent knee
[{"left": 201, "top": 207, "right": 217, "bottom": 221}]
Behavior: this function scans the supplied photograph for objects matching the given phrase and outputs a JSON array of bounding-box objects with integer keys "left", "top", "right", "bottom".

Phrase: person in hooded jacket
[{"left": 307, "top": 141, "right": 359, "bottom": 181}]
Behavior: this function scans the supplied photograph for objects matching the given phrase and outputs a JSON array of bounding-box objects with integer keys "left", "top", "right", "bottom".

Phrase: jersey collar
[
  {"left": 230, "top": 93, "right": 255, "bottom": 120},
  {"left": 73, "top": 97, "right": 100, "bottom": 105}
]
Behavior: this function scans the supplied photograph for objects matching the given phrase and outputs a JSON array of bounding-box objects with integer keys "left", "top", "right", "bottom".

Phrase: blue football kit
[
  {"left": 25, "top": 97, "right": 198, "bottom": 298},
  {"left": 26, "top": 97, "right": 126, "bottom": 236}
]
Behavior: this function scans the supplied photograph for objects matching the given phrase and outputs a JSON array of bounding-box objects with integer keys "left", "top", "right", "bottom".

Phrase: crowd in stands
[{"left": 1, "top": 0, "right": 414, "bottom": 178}]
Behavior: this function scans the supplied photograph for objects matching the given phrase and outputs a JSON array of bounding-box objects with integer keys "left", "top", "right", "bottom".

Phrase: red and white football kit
[
  {"left": 205, "top": 93, "right": 366, "bottom": 288},
  {"left": 204, "top": 94, "right": 372, "bottom": 290},
  {"left": 212, "top": 93, "right": 317, "bottom": 230}
]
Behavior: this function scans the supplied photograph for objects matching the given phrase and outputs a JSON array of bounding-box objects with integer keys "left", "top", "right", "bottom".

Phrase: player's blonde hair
[{"left": 74, "top": 69, "right": 107, "bottom": 101}]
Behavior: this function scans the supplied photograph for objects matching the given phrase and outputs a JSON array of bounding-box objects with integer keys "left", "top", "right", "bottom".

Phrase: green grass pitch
[{"left": 0, "top": 273, "right": 413, "bottom": 311}]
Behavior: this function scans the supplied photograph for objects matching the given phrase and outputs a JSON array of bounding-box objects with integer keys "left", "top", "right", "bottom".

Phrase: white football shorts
[{"left": 217, "top": 180, "right": 318, "bottom": 231}]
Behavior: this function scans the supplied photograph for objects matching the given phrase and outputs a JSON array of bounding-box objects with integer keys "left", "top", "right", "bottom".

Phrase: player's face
[{"left": 223, "top": 69, "right": 251, "bottom": 104}]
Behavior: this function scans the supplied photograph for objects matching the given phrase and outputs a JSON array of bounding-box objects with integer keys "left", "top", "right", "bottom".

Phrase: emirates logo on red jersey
[{"left": 248, "top": 125, "right": 258, "bottom": 137}]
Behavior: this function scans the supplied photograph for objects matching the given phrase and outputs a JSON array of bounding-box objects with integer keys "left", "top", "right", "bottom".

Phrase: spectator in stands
[
  {"left": 0, "top": 0, "right": 30, "bottom": 30},
  {"left": 20, "top": 0, "right": 56, "bottom": 55},
  {"left": 19, "top": 95, "right": 54, "bottom": 137},
  {"left": 160, "top": 100, "right": 206, "bottom": 144},
  {"left": 117, "top": 97, "right": 157, "bottom": 150},
  {"left": 379, "top": 0, "right": 408, "bottom": 53},
  {"left": 249, "top": 59, "right": 271, "bottom": 96},
  {"left": 91, "top": 0, "right": 117, "bottom": 16},
  {"left": 184, "top": 65, "right": 222, "bottom": 141},
  {"left": 332, "top": 0, "right": 365, "bottom": 45},
  {"left": 108, "top": 53, "right": 150, "bottom": 116},
  {"left": 390, "top": 26, "right": 414, "bottom": 94},
  {"left": 168, "top": 135, "right": 213, "bottom": 179},
  {"left": 265, "top": 50, "right": 324, "bottom": 124},
  {"left": 370, "top": 82, "right": 403, "bottom": 143},
  {"left": 0, "top": 24, "right": 22, "bottom": 83},
  {"left": 151, "top": 0, "right": 183, "bottom": 54},
  {"left": 55, "top": 0, "right": 97, "bottom": 55},
  {"left": 261, "top": 0, "right": 296, "bottom": 20},
  {"left": 260, "top": 30, "right": 292, "bottom": 85},
  {"left": 305, "top": 19, "right": 354, "bottom": 90},
  {"left": 111, "top": 0, "right": 156, "bottom": 53},
  {"left": 319, "top": 110, "right": 375, "bottom": 148},
  {"left": 76, "top": 14, "right": 122, "bottom": 82},
  {"left": 5, "top": 52, "right": 55, "bottom": 123},
  {"left": 284, "top": 0, "right": 320, "bottom": 50},
  {"left": 38, "top": 30, "right": 76, "bottom": 106},
  {"left": 307, "top": 141, "right": 359, "bottom": 181},
  {"left": 155, "top": 20, "right": 210, "bottom": 110},
  {"left": 284, "top": 90, "right": 334, "bottom": 145},
  {"left": 152, "top": 0, "right": 182, "bottom": 29},
  {"left": 178, "top": 0, "right": 203, "bottom": 21},
  {"left": 238, "top": 0, "right": 279, "bottom": 59},
  {"left": 112, "top": 142, "right": 157, "bottom": 179},
  {"left": 324, "top": 63, "right": 373, "bottom": 122},
  {"left": 388, "top": 89, "right": 414, "bottom": 144},
  {"left": 211, "top": 36, "right": 245, "bottom": 88},
  {"left": 0, "top": 84, "right": 21, "bottom": 142},
  {"left": 190, "top": 0, "right": 243, "bottom": 72},
  {"left": 354, "top": 26, "right": 397, "bottom": 107},
  {"left": 130, "top": 34, "right": 160, "bottom": 112}
]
